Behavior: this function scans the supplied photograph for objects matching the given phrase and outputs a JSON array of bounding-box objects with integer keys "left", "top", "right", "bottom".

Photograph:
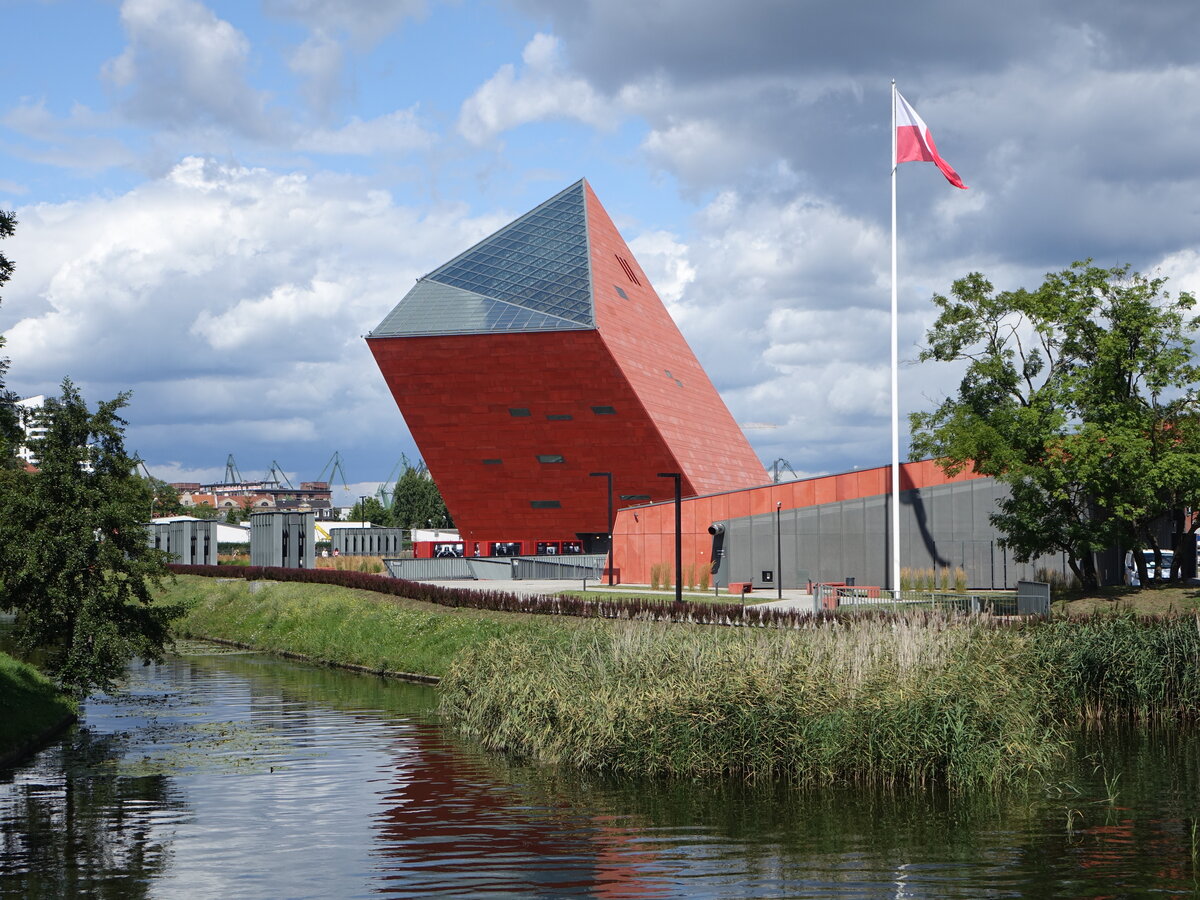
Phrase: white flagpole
[{"left": 890, "top": 80, "right": 901, "bottom": 598}]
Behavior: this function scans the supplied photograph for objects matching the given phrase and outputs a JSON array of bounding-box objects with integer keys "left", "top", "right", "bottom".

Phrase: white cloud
[
  {"left": 289, "top": 30, "right": 347, "bottom": 119},
  {"left": 103, "top": 0, "right": 283, "bottom": 140},
  {"left": 297, "top": 108, "right": 435, "bottom": 154},
  {"left": 1, "top": 156, "right": 507, "bottom": 475},
  {"left": 264, "top": 0, "right": 428, "bottom": 44},
  {"left": 458, "top": 33, "right": 614, "bottom": 144}
]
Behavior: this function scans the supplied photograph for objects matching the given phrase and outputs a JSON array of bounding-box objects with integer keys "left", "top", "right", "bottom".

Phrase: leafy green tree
[
  {"left": 347, "top": 495, "right": 390, "bottom": 526},
  {"left": 390, "top": 456, "right": 452, "bottom": 529},
  {"left": 188, "top": 502, "right": 221, "bottom": 520},
  {"left": 0, "top": 380, "right": 177, "bottom": 696},
  {"left": 0, "top": 209, "right": 20, "bottom": 464},
  {"left": 911, "top": 262, "right": 1200, "bottom": 589},
  {"left": 144, "top": 475, "right": 185, "bottom": 518}
]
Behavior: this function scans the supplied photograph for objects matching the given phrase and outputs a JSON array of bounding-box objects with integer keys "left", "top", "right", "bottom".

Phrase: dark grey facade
[
  {"left": 715, "top": 478, "right": 1074, "bottom": 590},
  {"left": 331, "top": 527, "right": 407, "bottom": 557},
  {"left": 250, "top": 511, "right": 315, "bottom": 569},
  {"left": 147, "top": 519, "right": 218, "bottom": 566}
]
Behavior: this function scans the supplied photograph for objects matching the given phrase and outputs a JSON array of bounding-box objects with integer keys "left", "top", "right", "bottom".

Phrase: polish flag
[{"left": 895, "top": 90, "right": 967, "bottom": 189}]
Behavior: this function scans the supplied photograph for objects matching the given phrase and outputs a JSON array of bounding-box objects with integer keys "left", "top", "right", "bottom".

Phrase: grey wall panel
[{"left": 723, "top": 477, "right": 1082, "bottom": 590}]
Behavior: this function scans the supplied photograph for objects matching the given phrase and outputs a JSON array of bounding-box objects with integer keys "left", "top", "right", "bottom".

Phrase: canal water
[{"left": 3, "top": 640, "right": 1200, "bottom": 898}]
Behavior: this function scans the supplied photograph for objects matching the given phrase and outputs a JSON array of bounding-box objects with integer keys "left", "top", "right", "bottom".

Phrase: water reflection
[
  {"left": 2, "top": 641, "right": 1200, "bottom": 898},
  {"left": 1, "top": 728, "right": 181, "bottom": 898}
]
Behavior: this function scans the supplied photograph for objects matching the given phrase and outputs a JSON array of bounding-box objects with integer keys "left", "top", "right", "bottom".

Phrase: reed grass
[
  {"left": 1023, "top": 613, "right": 1200, "bottom": 720},
  {"left": 440, "top": 614, "right": 1062, "bottom": 790}
]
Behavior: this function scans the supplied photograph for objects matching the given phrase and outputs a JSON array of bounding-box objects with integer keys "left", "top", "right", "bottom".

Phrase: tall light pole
[
  {"left": 589, "top": 472, "right": 614, "bottom": 585},
  {"left": 658, "top": 472, "right": 682, "bottom": 604},
  {"left": 359, "top": 495, "right": 367, "bottom": 528},
  {"left": 776, "top": 500, "right": 783, "bottom": 600}
]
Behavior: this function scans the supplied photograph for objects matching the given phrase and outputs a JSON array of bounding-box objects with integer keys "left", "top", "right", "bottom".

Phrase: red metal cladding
[
  {"left": 367, "top": 180, "right": 766, "bottom": 547},
  {"left": 612, "top": 460, "right": 988, "bottom": 585}
]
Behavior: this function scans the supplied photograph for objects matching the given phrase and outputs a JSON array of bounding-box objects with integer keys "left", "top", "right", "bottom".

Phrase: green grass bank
[
  {"left": 162, "top": 574, "right": 587, "bottom": 680},
  {"left": 0, "top": 652, "right": 78, "bottom": 763}
]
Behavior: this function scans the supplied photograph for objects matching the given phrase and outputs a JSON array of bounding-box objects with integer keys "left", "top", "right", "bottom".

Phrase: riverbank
[
  {"left": 160, "top": 573, "right": 1200, "bottom": 790},
  {"left": 161, "top": 574, "right": 591, "bottom": 680},
  {"left": 0, "top": 651, "right": 78, "bottom": 765}
]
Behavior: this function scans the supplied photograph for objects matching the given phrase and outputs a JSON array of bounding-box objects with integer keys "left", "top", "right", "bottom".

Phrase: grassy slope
[
  {"left": 0, "top": 652, "right": 77, "bottom": 759},
  {"left": 1054, "top": 584, "right": 1200, "bottom": 617},
  {"left": 161, "top": 574, "right": 592, "bottom": 680}
]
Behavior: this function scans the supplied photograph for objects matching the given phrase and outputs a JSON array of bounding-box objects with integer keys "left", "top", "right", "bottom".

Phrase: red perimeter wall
[{"left": 612, "top": 459, "right": 985, "bottom": 585}]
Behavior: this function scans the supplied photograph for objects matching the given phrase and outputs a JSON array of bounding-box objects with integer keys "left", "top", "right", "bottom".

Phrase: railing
[
  {"left": 815, "top": 583, "right": 1024, "bottom": 615},
  {"left": 384, "top": 554, "right": 607, "bottom": 582},
  {"left": 510, "top": 554, "right": 607, "bottom": 581}
]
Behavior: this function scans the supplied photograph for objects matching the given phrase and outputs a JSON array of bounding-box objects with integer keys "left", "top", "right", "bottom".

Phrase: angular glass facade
[{"left": 370, "top": 181, "right": 594, "bottom": 338}]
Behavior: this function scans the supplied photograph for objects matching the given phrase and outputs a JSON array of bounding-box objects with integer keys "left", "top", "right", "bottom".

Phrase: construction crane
[
  {"left": 770, "top": 458, "right": 798, "bottom": 482},
  {"left": 267, "top": 460, "right": 294, "bottom": 489},
  {"left": 223, "top": 454, "right": 243, "bottom": 485},
  {"left": 316, "top": 451, "right": 350, "bottom": 492},
  {"left": 374, "top": 456, "right": 406, "bottom": 509}
]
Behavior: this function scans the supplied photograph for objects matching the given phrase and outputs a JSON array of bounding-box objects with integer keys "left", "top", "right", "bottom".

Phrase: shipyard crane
[
  {"left": 316, "top": 451, "right": 351, "bottom": 492},
  {"left": 374, "top": 456, "right": 406, "bottom": 510},
  {"left": 769, "top": 458, "right": 798, "bottom": 483},
  {"left": 267, "top": 460, "right": 294, "bottom": 489},
  {"left": 222, "top": 454, "right": 243, "bottom": 485}
]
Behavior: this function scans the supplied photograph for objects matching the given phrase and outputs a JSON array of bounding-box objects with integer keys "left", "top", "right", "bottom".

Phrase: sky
[{"left": 4, "top": 0, "right": 1200, "bottom": 504}]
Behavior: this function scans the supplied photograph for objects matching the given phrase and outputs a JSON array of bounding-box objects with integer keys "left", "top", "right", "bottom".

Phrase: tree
[
  {"left": 910, "top": 262, "right": 1200, "bottom": 589},
  {"left": 390, "top": 456, "right": 452, "bottom": 530},
  {"left": 144, "top": 474, "right": 185, "bottom": 518},
  {"left": 0, "top": 380, "right": 178, "bottom": 696},
  {"left": 347, "top": 495, "right": 390, "bottom": 526},
  {"left": 0, "top": 209, "right": 20, "bottom": 464}
]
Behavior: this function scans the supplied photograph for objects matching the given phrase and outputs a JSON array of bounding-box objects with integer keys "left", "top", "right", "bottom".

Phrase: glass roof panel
[{"left": 370, "top": 180, "right": 598, "bottom": 337}]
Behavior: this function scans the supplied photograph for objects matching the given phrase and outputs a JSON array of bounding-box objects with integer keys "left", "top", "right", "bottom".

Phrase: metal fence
[
  {"left": 384, "top": 554, "right": 607, "bottom": 582},
  {"left": 384, "top": 557, "right": 475, "bottom": 580},
  {"left": 817, "top": 583, "right": 1033, "bottom": 616},
  {"left": 510, "top": 554, "right": 607, "bottom": 581}
]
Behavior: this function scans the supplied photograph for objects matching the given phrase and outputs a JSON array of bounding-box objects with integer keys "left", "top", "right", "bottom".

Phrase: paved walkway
[{"left": 413, "top": 578, "right": 820, "bottom": 613}]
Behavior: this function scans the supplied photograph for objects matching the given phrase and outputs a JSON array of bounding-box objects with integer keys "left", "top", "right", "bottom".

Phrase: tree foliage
[
  {"left": 144, "top": 474, "right": 185, "bottom": 518},
  {"left": 0, "top": 380, "right": 178, "bottom": 696},
  {"left": 390, "top": 456, "right": 452, "bottom": 529},
  {"left": 0, "top": 209, "right": 20, "bottom": 463},
  {"left": 348, "top": 495, "right": 390, "bottom": 526},
  {"left": 910, "top": 262, "right": 1200, "bottom": 588}
]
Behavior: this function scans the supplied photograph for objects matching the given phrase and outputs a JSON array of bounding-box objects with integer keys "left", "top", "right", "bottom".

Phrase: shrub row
[{"left": 168, "top": 563, "right": 849, "bottom": 629}]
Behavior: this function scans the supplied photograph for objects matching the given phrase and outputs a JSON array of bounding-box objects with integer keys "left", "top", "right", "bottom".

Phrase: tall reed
[{"left": 440, "top": 614, "right": 1060, "bottom": 790}]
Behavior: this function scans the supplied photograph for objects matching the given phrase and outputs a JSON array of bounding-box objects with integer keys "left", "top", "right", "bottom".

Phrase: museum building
[{"left": 367, "top": 179, "right": 767, "bottom": 556}]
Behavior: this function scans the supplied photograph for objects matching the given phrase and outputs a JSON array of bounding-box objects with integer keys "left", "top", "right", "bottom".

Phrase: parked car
[{"left": 1126, "top": 549, "right": 1174, "bottom": 584}]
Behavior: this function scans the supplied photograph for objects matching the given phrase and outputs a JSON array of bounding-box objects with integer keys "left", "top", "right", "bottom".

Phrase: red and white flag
[{"left": 895, "top": 90, "right": 967, "bottom": 189}]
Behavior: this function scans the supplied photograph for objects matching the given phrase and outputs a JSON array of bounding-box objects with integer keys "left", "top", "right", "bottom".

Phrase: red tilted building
[{"left": 367, "top": 179, "right": 766, "bottom": 556}]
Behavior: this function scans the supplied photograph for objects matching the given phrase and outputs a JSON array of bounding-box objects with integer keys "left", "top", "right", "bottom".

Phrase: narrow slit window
[
  {"left": 615, "top": 285, "right": 628, "bottom": 300},
  {"left": 591, "top": 405, "right": 616, "bottom": 415},
  {"left": 615, "top": 255, "right": 641, "bottom": 286},
  {"left": 482, "top": 458, "right": 502, "bottom": 465},
  {"left": 509, "top": 407, "right": 531, "bottom": 417},
  {"left": 530, "top": 500, "right": 561, "bottom": 509},
  {"left": 546, "top": 414, "right": 573, "bottom": 421},
  {"left": 536, "top": 454, "right": 565, "bottom": 464}
]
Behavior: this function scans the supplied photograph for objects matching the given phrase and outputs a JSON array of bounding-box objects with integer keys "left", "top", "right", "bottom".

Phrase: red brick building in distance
[{"left": 368, "top": 179, "right": 767, "bottom": 555}]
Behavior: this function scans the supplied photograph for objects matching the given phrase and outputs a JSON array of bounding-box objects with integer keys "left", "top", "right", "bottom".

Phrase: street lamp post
[
  {"left": 775, "top": 500, "right": 783, "bottom": 600},
  {"left": 589, "top": 472, "right": 614, "bottom": 585},
  {"left": 658, "top": 472, "right": 682, "bottom": 604},
  {"left": 359, "top": 496, "right": 367, "bottom": 528}
]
